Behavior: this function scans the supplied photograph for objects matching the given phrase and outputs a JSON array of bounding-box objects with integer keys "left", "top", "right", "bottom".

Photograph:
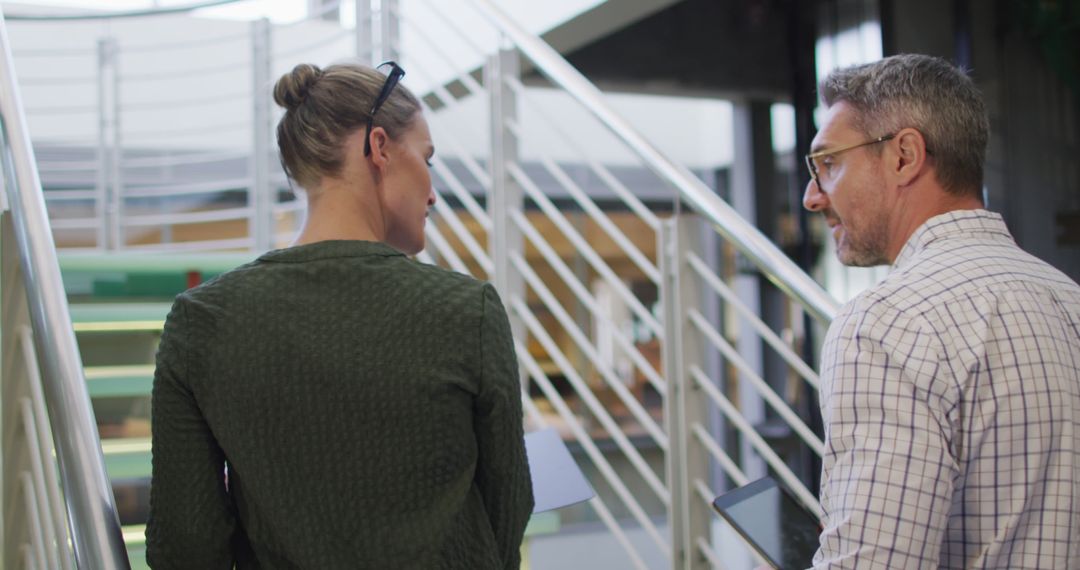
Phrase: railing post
[
  {"left": 355, "top": 0, "right": 374, "bottom": 65},
  {"left": 96, "top": 37, "right": 121, "bottom": 250},
  {"left": 486, "top": 44, "right": 523, "bottom": 325},
  {"left": 660, "top": 215, "right": 710, "bottom": 570},
  {"left": 251, "top": 18, "right": 273, "bottom": 251},
  {"left": 379, "top": 0, "right": 400, "bottom": 64}
]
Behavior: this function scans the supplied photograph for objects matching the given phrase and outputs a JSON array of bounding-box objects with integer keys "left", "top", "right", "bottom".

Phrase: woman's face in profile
[{"left": 380, "top": 114, "right": 436, "bottom": 255}]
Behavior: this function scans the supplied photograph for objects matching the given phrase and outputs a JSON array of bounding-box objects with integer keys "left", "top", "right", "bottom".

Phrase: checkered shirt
[{"left": 812, "top": 209, "right": 1080, "bottom": 569}]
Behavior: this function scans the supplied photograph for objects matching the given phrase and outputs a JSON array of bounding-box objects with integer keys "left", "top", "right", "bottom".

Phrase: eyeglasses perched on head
[
  {"left": 804, "top": 133, "right": 895, "bottom": 188},
  {"left": 363, "top": 61, "right": 406, "bottom": 157}
]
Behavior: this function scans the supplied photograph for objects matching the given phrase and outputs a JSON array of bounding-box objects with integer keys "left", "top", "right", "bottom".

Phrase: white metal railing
[
  {"left": 0, "top": 10, "right": 130, "bottom": 570},
  {"left": 6, "top": 1, "right": 846, "bottom": 568}
]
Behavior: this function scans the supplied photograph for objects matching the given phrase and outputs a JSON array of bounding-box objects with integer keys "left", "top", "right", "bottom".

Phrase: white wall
[{"left": 8, "top": 0, "right": 736, "bottom": 172}]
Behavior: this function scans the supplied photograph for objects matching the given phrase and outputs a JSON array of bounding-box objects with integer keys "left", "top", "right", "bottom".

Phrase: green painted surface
[
  {"left": 61, "top": 252, "right": 255, "bottom": 298},
  {"left": 86, "top": 366, "right": 154, "bottom": 398},
  {"left": 102, "top": 438, "right": 152, "bottom": 480},
  {"left": 60, "top": 252, "right": 256, "bottom": 274},
  {"left": 69, "top": 302, "right": 171, "bottom": 325}
]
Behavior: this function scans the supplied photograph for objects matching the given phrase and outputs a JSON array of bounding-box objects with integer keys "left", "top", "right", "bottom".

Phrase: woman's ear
[{"left": 368, "top": 126, "right": 391, "bottom": 170}]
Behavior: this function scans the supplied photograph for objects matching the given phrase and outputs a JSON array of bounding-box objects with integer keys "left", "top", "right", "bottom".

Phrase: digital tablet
[
  {"left": 524, "top": 428, "right": 594, "bottom": 512},
  {"left": 711, "top": 477, "right": 822, "bottom": 570}
]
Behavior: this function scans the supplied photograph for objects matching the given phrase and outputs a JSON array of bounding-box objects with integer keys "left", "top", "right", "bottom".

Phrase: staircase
[
  {"left": 63, "top": 253, "right": 252, "bottom": 568},
  {"left": 2, "top": 1, "right": 839, "bottom": 568}
]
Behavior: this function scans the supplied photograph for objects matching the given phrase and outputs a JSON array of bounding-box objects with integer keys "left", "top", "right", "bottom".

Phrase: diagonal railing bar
[
  {"left": 466, "top": 0, "right": 840, "bottom": 324},
  {"left": 413, "top": 0, "right": 494, "bottom": 65},
  {"left": 429, "top": 154, "right": 491, "bottom": 238},
  {"left": 688, "top": 253, "right": 821, "bottom": 390},
  {"left": 392, "top": 5, "right": 487, "bottom": 96},
  {"left": 510, "top": 209, "right": 665, "bottom": 395},
  {"left": 512, "top": 332, "right": 669, "bottom": 559},
  {"left": 398, "top": 55, "right": 495, "bottom": 210},
  {"left": 510, "top": 294, "right": 671, "bottom": 508},
  {"left": 20, "top": 399, "right": 60, "bottom": 570},
  {"left": 509, "top": 162, "right": 662, "bottom": 337},
  {"left": 430, "top": 195, "right": 493, "bottom": 274},
  {"left": 510, "top": 248, "right": 668, "bottom": 451},
  {"left": 422, "top": 222, "right": 472, "bottom": 275},
  {"left": 503, "top": 75, "right": 661, "bottom": 230},
  {"left": 690, "top": 423, "right": 747, "bottom": 487},
  {"left": 537, "top": 154, "right": 660, "bottom": 283},
  {"left": 690, "top": 483, "right": 730, "bottom": 568},
  {"left": 521, "top": 389, "right": 546, "bottom": 429},
  {"left": 516, "top": 345, "right": 653, "bottom": 570},
  {"left": 696, "top": 535, "right": 724, "bottom": 570},
  {"left": 21, "top": 472, "right": 48, "bottom": 568},
  {"left": 688, "top": 310, "right": 824, "bottom": 455},
  {"left": 689, "top": 366, "right": 823, "bottom": 518},
  {"left": 18, "top": 328, "right": 74, "bottom": 570}
]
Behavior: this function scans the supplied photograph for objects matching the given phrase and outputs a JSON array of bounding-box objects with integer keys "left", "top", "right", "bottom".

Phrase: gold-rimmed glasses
[{"left": 805, "top": 133, "right": 895, "bottom": 189}]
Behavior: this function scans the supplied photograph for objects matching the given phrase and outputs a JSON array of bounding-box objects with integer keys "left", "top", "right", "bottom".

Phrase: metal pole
[
  {"left": 660, "top": 217, "right": 710, "bottom": 570},
  {"left": 355, "top": 0, "right": 374, "bottom": 65},
  {"left": 96, "top": 37, "right": 121, "bottom": 250},
  {"left": 110, "top": 38, "right": 123, "bottom": 250},
  {"left": 0, "top": 12, "right": 130, "bottom": 568},
  {"left": 380, "top": 0, "right": 400, "bottom": 64},
  {"left": 95, "top": 38, "right": 109, "bottom": 250},
  {"left": 251, "top": 18, "right": 272, "bottom": 251},
  {"left": 466, "top": 0, "right": 839, "bottom": 324},
  {"left": 486, "top": 44, "right": 522, "bottom": 322}
]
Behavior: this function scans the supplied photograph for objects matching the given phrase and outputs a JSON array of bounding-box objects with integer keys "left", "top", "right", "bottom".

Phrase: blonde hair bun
[{"left": 273, "top": 63, "right": 323, "bottom": 110}]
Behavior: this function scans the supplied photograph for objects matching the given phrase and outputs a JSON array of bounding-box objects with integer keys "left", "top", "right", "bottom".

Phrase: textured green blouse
[{"left": 146, "top": 240, "right": 533, "bottom": 569}]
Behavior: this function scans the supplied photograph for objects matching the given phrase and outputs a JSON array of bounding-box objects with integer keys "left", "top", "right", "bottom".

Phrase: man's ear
[
  {"left": 368, "top": 126, "right": 391, "bottom": 170},
  {"left": 891, "top": 127, "right": 929, "bottom": 187}
]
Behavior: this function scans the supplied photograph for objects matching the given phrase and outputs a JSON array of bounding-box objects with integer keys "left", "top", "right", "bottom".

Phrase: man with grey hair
[{"left": 804, "top": 53, "right": 1080, "bottom": 568}]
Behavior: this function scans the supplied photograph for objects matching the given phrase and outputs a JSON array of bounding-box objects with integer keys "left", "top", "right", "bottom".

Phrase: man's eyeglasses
[
  {"left": 805, "top": 133, "right": 895, "bottom": 189},
  {"left": 363, "top": 61, "right": 405, "bottom": 157}
]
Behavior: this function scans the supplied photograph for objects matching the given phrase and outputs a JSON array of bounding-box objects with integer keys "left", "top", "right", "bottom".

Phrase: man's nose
[
  {"left": 427, "top": 187, "right": 437, "bottom": 207},
  {"left": 803, "top": 178, "right": 829, "bottom": 212}
]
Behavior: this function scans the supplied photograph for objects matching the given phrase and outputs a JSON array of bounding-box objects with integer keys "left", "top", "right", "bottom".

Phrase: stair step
[
  {"left": 86, "top": 365, "right": 154, "bottom": 398},
  {"left": 102, "top": 437, "right": 151, "bottom": 480},
  {"left": 70, "top": 303, "right": 171, "bottom": 332}
]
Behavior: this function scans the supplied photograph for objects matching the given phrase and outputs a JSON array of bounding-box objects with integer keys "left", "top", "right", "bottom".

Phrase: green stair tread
[
  {"left": 69, "top": 303, "right": 172, "bottom": 325},
  {"left": 60, "top": 252, "right": 256, "bottom": 274},
  {"left": 102, "top": 438, "right": 151, "bottom": 480},
  {"left": 86, "top": 366, "right": 155, "bottom": 398}
]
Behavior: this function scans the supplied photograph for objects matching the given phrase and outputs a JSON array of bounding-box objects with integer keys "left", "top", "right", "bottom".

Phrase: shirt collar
[{"left": 891, "top": 209, "right": 1013, "bottom": 271}]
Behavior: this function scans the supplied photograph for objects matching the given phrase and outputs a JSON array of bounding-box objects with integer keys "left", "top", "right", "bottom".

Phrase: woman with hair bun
[{"left": 146, "top": 61, "right": 533, "bottom": 569}]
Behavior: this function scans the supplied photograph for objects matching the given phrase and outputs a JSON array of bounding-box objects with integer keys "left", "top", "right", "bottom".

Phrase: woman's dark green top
[{"left": 145, "top": 240, "right": 534, "bottom": 569}]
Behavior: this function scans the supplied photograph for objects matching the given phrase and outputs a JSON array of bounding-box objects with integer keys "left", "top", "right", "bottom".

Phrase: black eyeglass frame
[{"left": 363, "top": 61, "right": 406, "bottom": 157}]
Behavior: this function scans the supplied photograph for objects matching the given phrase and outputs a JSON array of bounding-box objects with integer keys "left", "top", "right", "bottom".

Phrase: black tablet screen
[{"left": 712, "top": 477, "right": 821, "bottom": 570}]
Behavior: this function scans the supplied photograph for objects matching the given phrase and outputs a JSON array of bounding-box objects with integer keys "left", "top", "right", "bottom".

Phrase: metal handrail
[
  {"left": 0, "top": 11, "right": 130, "bottom": 568},
  {"left": 6, "top": 0, "right": 244, "bottom": 21},
  {"left": 466, "top": 0, "right": 840, "bottom": 324}
]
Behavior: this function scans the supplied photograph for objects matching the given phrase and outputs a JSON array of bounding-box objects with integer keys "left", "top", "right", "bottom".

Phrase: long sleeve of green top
[{"left": 145, "top": 240, "right": 534, "bottom": 569}]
